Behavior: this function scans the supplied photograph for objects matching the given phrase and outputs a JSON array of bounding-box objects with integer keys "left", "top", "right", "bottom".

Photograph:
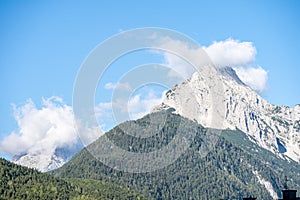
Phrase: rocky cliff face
[{"left": 154, "top": 66, "right": 300, "bottom": 162}]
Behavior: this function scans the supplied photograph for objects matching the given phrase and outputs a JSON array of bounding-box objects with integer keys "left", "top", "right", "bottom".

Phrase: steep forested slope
[
  {"left": 54, "top": 112, "right": 300, "bottom": 199},
  {"left": 0, "top": 158, "right": 144, "bottom": 200}
]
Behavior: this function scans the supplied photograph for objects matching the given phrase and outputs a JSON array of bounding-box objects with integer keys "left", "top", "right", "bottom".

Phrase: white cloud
[
  {"left": 234, "top": 66, "right": 268, "bottom": 92},
  {"left": 95, "top": 90, "right": 165, "bottom": 130},
  {"left": 127, "top": 90, "right": 165, "bottom": 119},
  {"left": 203, "top": 38, "right": 267, "bottom": 92},
  {"left": 104, "top": 82, "right": 131, "bottom": 91},
  {"left": 0, "top": 97, "right": 100, "bottom": 157},
  {"left": 157, "top": 37, "right": 212, "bottom": 79},
  {"left": 163, "top": 52, "right": 197, "bottom": 79},
  {"left": 204, "top": 38, "right": 256, "bottom": 68},
  {"left": 158, "top": 37, "right": 268, "bottom": 92}
]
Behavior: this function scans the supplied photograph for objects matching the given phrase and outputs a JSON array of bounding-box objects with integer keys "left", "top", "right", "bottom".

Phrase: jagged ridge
[{"left": 154, "top": 66, "right": 300, "bottom": 163}]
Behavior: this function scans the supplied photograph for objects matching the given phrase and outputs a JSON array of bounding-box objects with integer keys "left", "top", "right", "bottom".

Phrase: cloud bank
[{"left": 0, "top": 97, "right": 99, "bottom": 157}]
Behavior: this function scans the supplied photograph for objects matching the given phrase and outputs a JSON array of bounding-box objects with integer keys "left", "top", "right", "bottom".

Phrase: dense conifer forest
[
  {"left": 53, "top": 112, "right": 300, "bottom": 199},
  {"left": 0, "top": 158, "right": 144, "bottom": 199}
]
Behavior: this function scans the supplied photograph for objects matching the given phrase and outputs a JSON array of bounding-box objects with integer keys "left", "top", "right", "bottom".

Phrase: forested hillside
[
  {"left": 0, "top": 158, "right": 144, "bottom": 200},
  {"left": 2, "top": 111, "right": 299, "bottom": 199},
  {"left": 53, "top": 111, "right": 300, "bottom": 199}
]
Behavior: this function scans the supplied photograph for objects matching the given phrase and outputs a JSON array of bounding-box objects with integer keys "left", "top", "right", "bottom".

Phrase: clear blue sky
[{"left": 0, "top": 1, "right": 300, "bottom": 158}]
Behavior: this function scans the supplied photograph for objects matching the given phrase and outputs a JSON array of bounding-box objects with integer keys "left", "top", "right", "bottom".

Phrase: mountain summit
[{"left": 154, "top": 66, "right": 300, "bottom": 163}]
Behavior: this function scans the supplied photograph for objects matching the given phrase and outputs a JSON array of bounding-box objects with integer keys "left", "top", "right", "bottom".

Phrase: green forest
[
  {"left": 53, "top": 112, "right": 300, "bottom": 199},
  {"left": 1, "top": 112, "right": 300, "bottom": 199},
  {"left": 0, "top": 158, "right": 144, "bottom": 200}
]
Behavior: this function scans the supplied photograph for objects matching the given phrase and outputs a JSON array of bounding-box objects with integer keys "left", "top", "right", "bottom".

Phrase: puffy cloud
[
  {"left": 234, "top": 66, "right": 268, "bottom": 92},
  {"left": 203, "top": 38, "right": 267, "bottom": 92},
  {"left": 203, "top": 38, "right": 256, "bottom": 68},
  {"left": 0, "top": 97, "right": 100, "bottom": 157},
  {"left": 159, "top": 37, "right": 268, "bottom": 92}
]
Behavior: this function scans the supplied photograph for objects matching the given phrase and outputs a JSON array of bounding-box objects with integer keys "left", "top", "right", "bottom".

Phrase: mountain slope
[
  {"left": 0, "top": 158, "right": 144, "bottom": 200},
  {"left": 154, "top": 66, "right": 300, "bottom": 163},
  {"left": 12, "top": 145, "right": 81, "bottom": 172},
  {"left": 11, "top": 66, "right": 299, "bottom": 172},
  {"left": 53, "top": 112, "right": 300, "bottom": 199}
]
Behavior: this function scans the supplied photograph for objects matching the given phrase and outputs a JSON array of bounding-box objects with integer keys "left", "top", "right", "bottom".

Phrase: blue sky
[{"left": 1, "top": 1, "right": 300, "bottom": 159}]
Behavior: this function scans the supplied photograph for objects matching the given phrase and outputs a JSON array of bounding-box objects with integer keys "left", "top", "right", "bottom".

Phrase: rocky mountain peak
[
  {"left": 154, "top": 66, "right": 300, "bottom": 163},
  {"left": 218, "top": 66, "right": 246, "bottom": 85}
]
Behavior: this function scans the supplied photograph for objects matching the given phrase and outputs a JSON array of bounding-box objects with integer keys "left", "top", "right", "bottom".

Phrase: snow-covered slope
[
  {"left": 154, "top": 66, "right": 300, "bottom": 163},
  {"left": 13, "top": 146, "right": 81, "bottom": 172}
]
